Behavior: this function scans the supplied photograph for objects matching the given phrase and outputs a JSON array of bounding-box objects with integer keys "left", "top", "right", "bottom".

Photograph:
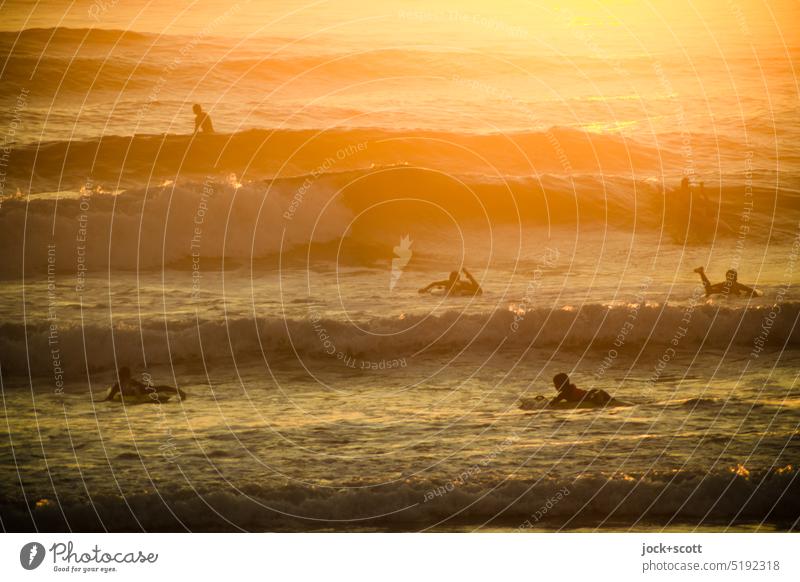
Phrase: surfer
[
  {"left": 518, "top": 373, "right": 627, "bottom": 410},
  {"left": 95, "top": 366, "right": 145, "bottom": 402},
  {"left": 698, "top": 181, "right": 709, "bottom": 217},
  {"left": 95, "top": 366, "right": 187, "bottom": 402},
  {"left": 680, "top": 176, "right": 691, "bottom": 196},
  {"left": 418, "top": 267, "right": 483, "bottom": 296},
  {"left": 678, "top": 176, "right": 694, "bottom": 219},
  {"left": 666, "top": 177, "right": 693, "bottom": 238},
  {"left": 551, "top": 373, "right": 614, "bottom": 406},
  {"left": 693, "top": 266, "right": 760, "bottom": 297},
  {"left": 192, "top": 104, "right": 214, "bottom": 134}
]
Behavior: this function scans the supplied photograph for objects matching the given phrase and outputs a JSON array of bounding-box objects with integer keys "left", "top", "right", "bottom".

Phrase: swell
[
  {"left": 5, "top": 27, "right": 798, "bottom": 74},
  {"left": 3, "top": 303, "right": 798, "bottom": 377},
  {"left": 0, "top": 165, "right": 791, "bottom": 278},
  {"left": 0, "top": 27, "right": 152, "bottom": 45},
  {"left": 2, "top": 55, "right": 179, "bottom": 91},
  {"left": 1, "top": 48, "right": 570, "bottom": 90},
  {"left": 4, "top": 127, "right": 668, "bottom": 186},
  {"left": 0, "top": 177, "right": 352, "bottom": 278},
  {"left": 2, "top": 467, "right": 797, "bottom": 531}
]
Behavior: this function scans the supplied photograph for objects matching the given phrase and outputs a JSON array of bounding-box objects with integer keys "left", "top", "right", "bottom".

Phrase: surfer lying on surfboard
[
  {"left": 95, "top": 366, "right": 187, "bottom": 402},
  {"left": 551, "top": 373, "right": 617, "bottom": 406},
  {"left": 418, "top": 268, "right": 483, "bottom": 296},
  {"left": 518, "top": 373, "right": 629, "bottom": 410},
  {"left": 693, "top": 266, "right": 760, "bottom": 297}
]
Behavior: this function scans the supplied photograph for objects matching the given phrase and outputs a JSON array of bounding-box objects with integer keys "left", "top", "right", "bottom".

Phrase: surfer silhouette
[
  {"left": 679, "top": 176, "right": 693, "bottom": 219},
  {"left": 96, "top": 366, "right": 187, "bottom": 402},
  {"left": 551, "top": 373, "right": 615, "bottom": 406},
  {"left": 693, "top": 266, "right": 759, "bottom": 297},
  {"left": 680, "top": 176, "right": 690, "bottom": 195},
  {"left": 698, "top": 181, "right": 709, "bottom": 218},
  {"left": 193, "top": 104, "right": 214, "bottom": 134},
  {"left": 418, "top": 267, "right": 482, "bottom": 296},
  {"left": 96, "top": 366, "right": 146, "bottom": 401}
]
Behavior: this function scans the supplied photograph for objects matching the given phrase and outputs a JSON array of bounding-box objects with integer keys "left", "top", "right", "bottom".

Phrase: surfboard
[
  {"left": 519, "top": 396, "right": 631, "bottom": 410},
  {"left": 111, "top": 390, "right": 173, "bottom": 404},
  {"left": 424, "top": 288, "right": 482, "bottom": 297}
]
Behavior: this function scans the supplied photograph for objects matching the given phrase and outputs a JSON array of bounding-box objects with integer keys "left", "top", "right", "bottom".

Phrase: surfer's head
[
  {"left": 725, "top": 269, "right": 738, "bottom": 283},
  {"left": 553, "top": 373, "right": 571, "bottom": 392},
  {"left": 118, "top": 366, "right": 131, "bottom": 381},
  {"left": 192, "top": 103, "right": 202, "bottom": 115}
]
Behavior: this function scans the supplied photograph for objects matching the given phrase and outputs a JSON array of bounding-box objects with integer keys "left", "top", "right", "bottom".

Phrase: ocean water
[{"left": 1, "top": 1, "right": 799, "bottom": 531}]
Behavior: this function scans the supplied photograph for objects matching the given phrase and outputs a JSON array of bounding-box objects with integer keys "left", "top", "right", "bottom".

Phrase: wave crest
[
  {"left": 4, "top": 303, "right": 798, "bottom": 377},
  {"left": 3, "top": 467, "right": 797, "bottom": 531}
]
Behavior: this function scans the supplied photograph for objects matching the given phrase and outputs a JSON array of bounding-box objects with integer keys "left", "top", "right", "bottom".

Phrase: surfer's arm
[
  {"left": 462, "top": 268, "right": 478, "bottom": 285},
  {"left": 462, "top": 268, "right": 483, "bottom": 295},
  {"left": 550, "top": 393, "right": 567, "bottom": 404},
  {"left": 705, "top": 283, "right": 726, "bottom": 296},
  {"left": 151, "top": 385, "right": 188, "bottom": 401},
  {"left": 418, "top": 280, "right": 447, "bottom": 293},
  {"left": 95, "top": 382, "right": 120, "bottom": 402},
  {"left": 737, "top": 283, "right": 760, "bottom": 297},
  {"left": 131, "top": 378, "right": 150, "bottom": 395},
  {"left": 164, "top": 386, "right": 188, "bottom": 401},
  {"left": 694, "top": 267, "right": 713, "bottom": 295}
]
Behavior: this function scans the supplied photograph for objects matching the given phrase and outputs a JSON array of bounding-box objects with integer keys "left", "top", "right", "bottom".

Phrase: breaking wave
[
  {"left": 2, "top": 466, "right": 797, "bottom": 531},
  {"left": 3, "top": 303, "right": 798, "bottom": 377},
  {"left": 2, "top": 158, "right": 791, "bottom": 278}
]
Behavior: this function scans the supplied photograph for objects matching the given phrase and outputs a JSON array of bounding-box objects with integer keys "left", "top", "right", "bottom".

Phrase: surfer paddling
[
  {"left": 95, "top": 366, "right": 187, "bottom": 403},
  {"left": 518, "top": 373, "right": 628, "bottom": 410},
  {"left": 418, "top": 267, "right": 483, "bottom": 296},
  {"left": 693, "top": 266, "right": 760, "bottom": 297},
  {"left": 551, "top": 373, "right": 620, "bottom": 406},
  {"left": 192, "top": 103, "right": 214, "bottom": 134}
]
